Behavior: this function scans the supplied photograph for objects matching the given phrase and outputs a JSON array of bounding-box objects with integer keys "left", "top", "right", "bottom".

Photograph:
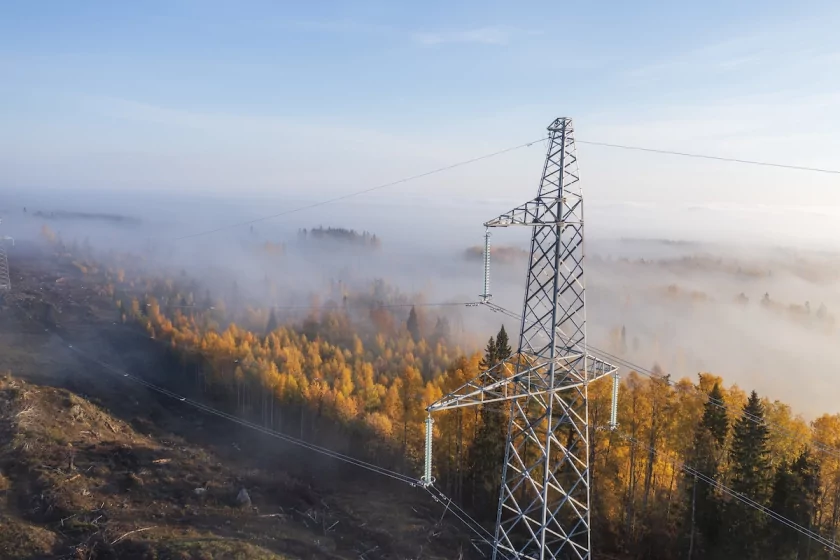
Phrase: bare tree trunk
[
  {"left": 642, "top": 406, "right": 658, "bottom": 512},
  {"left": 277, "top": 403, "right": 283, "bottom": 433},
  {"left": 688, "top": 474, "right": 697, "bottom": 560},
  {"left": 300, "top": 404, "right": 305, "bottom": 439},
  {"left": 447, "top": 427, "right": 453, "bottom": 495},
  {"left": 666, "top": 464, "right": 676, "bottom": 518},
  {"left": 472, "top": 406, "right": 479, "bottom": 508},
  {"left": 625, "top": 394, "right": 639, "bottom": 541},
  {"left": 456, "top": 411, "right": 463, "bottom": 503},
  {"left": 626, "top": 440, "right": 636, "bottom": 537}
]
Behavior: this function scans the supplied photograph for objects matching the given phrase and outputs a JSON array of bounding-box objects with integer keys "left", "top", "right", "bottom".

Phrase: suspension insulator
[
  {"left": 422, "top": 415, "right": 435, "bottom": 486},
  {"left": 609, "top": 370, "right": 620, "bottom": 431},
  {"left": 481, "top": 230, "right": 492, "bottom": 302}
]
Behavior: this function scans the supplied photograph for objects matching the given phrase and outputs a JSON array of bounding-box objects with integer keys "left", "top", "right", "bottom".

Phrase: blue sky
[{"left": 2, "top": 0, "right": 840, "bottom": 225}]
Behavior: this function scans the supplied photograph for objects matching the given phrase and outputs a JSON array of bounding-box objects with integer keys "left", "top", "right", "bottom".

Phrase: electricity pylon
[{"left": 424, "top": 117, "right": 616, "bottom": 559}]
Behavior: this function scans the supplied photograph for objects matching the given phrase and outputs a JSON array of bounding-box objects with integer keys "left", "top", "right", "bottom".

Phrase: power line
[
  {"left": 168, "top": 135, "right": 838, "bottom": 244},
  {"left": 173, "top": 137, "right": 548, "bottom": 242},
  {"left": 16, "top": 135, "right": 834, "bottom": 250},
  {"left": 426, "top": 485, "right": 495, "bottom": 543},
  {"left": 424, "top": 485, "right": 511, "bottom": 559},
  {"left": 111, "top": 293, "right": 840, "bottom": 537},
  {"left": 577, "top": 140, "right": 840, "bottom": 175},
  {"left": 116, "top": 296, "right": 840, "bottom": 466},
  {"left": 12, "top": 301, "right": 419, "bottom": 487},
  {"left": 617, "top": 431, "right": 840, "bottom": 554}
]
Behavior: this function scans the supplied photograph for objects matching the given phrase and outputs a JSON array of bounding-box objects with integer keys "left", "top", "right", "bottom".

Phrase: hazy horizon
[
  {"left": 3, "top": 0, "right": 840, "bottom": 419},
  {"left": 4, "top": 185, "right": 840, "bottom": 419}
]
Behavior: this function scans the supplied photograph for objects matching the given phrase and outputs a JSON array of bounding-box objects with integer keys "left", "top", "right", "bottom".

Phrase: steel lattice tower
[{"left": 425, "top": 117, "right": 615, "bottom": 559}]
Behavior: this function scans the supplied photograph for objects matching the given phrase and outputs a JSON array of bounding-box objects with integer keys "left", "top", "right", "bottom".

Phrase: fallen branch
[
  {"left": 15, "top": 405, "right": 35, "bottom": 417},
  {"left": 110, "top": 526, "right": 155, "bottom": 545},
  {"left": 60, "top": 474, "right": 81, "bottom": 486}
]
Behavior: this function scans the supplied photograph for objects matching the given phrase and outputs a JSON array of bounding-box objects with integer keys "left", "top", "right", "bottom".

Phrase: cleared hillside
[{"left": 0, "top": 243, "right": 467, "bottom": 560}]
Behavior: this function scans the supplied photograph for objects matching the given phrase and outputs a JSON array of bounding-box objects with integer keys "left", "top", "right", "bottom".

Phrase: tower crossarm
[
  {"left": 485, "top": 199, "right": 554, "bottom": 227},
  {"left": 427, "top": 355, "right": 616, "bottom": 413},
  {"left": 585, "top": 355, "right": 618, "bottom": 382},
  {"left": 427, "top": 359, "right": 532, "bottom": 413},
  {"left": 484, "top": 194, "right": 582, "bottom": 229}
]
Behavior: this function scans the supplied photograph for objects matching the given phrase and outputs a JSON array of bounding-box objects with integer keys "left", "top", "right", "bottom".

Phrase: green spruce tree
[
  {"left": 495, "top": 325, "right": 512, "bottom": 361},
  {"left": 687, "top": 383, "right": 729, "bottom": 557},
  {"left": 724, "top": 390, "right": 772, "bottom": 559},
  {"left": 406, "top": 306, "right": 420, "bottom": 342},
  {"left": 479, "top": 336, "right": 497, "bottom": 370},
  {"left": 767, "top": 449, "right": 821, "bottom": 559},
  {"left": 468, "top": 326, "right": 511, "bottom": 517}
]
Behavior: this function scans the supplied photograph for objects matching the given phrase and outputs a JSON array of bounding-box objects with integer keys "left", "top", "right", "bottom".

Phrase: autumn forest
[{"left": 34, "top": 231, "right": 840, "bottom": 559}]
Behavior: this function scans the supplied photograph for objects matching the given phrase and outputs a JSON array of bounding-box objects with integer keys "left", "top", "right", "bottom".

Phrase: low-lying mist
[{"left": 3, "top": 186, "right": 839, "bottom": 418}]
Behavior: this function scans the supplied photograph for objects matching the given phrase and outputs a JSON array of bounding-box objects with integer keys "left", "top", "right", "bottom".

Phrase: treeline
[
  {"left": 298, "top": 226, "right": 381, "bottom": 248},
  {"left": 117, "top": 286, "right": 840, "bottom": 559}
]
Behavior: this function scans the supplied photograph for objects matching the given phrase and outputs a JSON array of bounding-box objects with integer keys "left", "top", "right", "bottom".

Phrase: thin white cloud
[
  {"left": 53, "top": 94, "right": 512, "bottom": 195},
  {"left": 622, "top": 34, "right": 771, "bottom": 79},
  {"left": 285, "top": 20, "right": 530, "bottom": 48},
  {"left": 412, "top": 26, "right": 528, "bottom": 46},
  {"left": 77, "top": 95, "right": 435, "bottom": 157},
  {"left": 623, "top": 13, "right": 840, "bottom": 81},
  {"left": 289, "top": 19, "right": 396, "bottom": 36}
]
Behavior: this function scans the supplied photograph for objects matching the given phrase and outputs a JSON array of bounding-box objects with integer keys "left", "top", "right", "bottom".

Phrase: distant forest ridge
[
  {"left": 592, "top": 253, "right": 840, "bottom": 284},
  {"left": 298, "top": 226, "right": 381, "bottom": 248},
  {"left": 30, "top": 209, "right": 142, "bottom": 225}
]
